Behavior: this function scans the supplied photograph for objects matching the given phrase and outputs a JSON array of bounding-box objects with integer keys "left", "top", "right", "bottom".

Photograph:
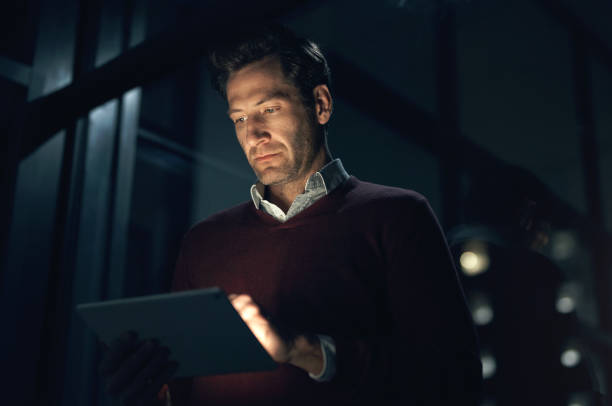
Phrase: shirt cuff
[{"left": 308, "top": 334, "right": 336, "bottom": 382}]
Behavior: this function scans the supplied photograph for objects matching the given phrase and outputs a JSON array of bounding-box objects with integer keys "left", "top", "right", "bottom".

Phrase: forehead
[{"left": 226, "top": 56, "right": 297, "bottom": 105}]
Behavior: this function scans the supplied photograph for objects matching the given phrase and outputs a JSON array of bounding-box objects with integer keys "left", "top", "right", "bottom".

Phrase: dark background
[{"left": 1, "top": 0, "right": 611, "bottom": 405}]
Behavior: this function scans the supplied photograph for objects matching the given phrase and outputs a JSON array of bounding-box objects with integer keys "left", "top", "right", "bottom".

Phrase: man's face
[{"left": 226, "top": 56, "right": 320, "bottom": 186}]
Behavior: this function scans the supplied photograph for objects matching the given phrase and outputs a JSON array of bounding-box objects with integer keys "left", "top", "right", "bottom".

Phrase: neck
[{"left": 266, "top": 147, "right": 331, "bottom": 212}]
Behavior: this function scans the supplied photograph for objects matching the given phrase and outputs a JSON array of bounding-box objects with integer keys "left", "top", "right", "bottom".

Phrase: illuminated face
[{"left": 226, "top": 56, "right": 320, "bottom": 186}]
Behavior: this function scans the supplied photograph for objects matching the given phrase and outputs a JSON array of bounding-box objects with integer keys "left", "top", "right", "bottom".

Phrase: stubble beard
[{"left": 254, "top": 120, "right": 320, "bottom": 187}]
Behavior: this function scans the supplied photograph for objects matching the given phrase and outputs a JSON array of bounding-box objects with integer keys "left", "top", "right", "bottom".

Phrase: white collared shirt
[{"left": 250, "top": 158, "right": 350, "bottom": 223}]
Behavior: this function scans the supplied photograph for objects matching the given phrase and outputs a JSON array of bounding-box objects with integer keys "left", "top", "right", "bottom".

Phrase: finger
[
  {"left": 99, "top": 331, "right": 139, "bottom": 375},
  {"left": 231, "top": 296, "right": 266, "bottom": 324},
  {"left": 230, "top": 294, "right": 255, "bottom": 312},
  {"left": 138, "top": 361, "right": 180, "bottom": 404},
  {"left": 229, "top": 294, "right": 245, "bottom": 310},
  {"left": 119, "top": 346, "right": 170, "bottom": 403},
  {"left": 106, "top": 340, "right": 158, "bottom": 395},
  {"left": 229, "top": 293, "right": 251, "bottom": 304},
  {"left": 239, "top": 303, "right": 261, "bottom": 321},
  {"left": 233, "top": 300, "right": 260, "bottom": 320}
]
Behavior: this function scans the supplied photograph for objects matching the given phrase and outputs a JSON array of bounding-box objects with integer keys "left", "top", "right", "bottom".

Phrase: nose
[{"left": 245, "top": 114, "right": 269, "bottom": 147}]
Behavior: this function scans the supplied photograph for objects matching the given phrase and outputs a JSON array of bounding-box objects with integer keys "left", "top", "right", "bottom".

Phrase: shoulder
[
  {"left": 340, "top": 179, "right": 443, "bottom": 248},
  {"left": 339, "top": 178, "right": 439, "bottom": 234},
  {"left": 344, "top": 177, "right": 430, "bottom": 212}
]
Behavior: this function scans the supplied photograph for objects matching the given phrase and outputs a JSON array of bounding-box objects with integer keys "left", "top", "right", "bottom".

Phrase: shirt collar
[{"left": 250, "top": 158, "right": 349, "bottom": 209}]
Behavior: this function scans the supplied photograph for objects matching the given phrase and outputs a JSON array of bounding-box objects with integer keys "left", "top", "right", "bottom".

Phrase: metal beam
[
  {"left": 0, "top": 56, "right": 32, "bottom": 86},
  {"left": 434, "top": 0, "right": 462, "bottom": 229},
  {"left": 532, "top": 0, "right": 612, "bottom": 71},
  {"left": 572, "top": 32, "right": 604, "bottom": 234},
  {"left": 19, "top": 0, "right": 317, "bottom": 160},
  {"left": 0, "top": 79, "right": 28, "bottom": 275},
  {"left": 571, "top": 26, "right": 612, "bottom": 396}
]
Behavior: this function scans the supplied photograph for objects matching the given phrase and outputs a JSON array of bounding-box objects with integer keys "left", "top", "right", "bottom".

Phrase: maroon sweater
[{"left": 170, "top": 176, "right": 482, "bottom": 405}]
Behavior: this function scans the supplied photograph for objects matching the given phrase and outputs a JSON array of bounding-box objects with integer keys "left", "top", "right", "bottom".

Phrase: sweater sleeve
[{"left": 332, "top": 197, "right": 483, "bottom": 405}]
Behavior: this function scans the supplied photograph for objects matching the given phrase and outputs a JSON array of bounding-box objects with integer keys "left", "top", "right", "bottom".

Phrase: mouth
[{"left": 254, "top": 153, "right": 279, "bottom": 162}]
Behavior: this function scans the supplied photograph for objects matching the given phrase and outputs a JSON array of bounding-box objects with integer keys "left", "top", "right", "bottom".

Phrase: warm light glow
[
  {"left": 460, "top": 251, "right": 479, "bottom": 271},
  {"left": 561, "top": 348, "right": 581, "bottom": 367},
  {"left": 556, "top": 296, "right": 576, "bottom": 314},
  {"left": 460, "top": 247, "right": 490, "bottom": 276},
  {"left": 481, "top": 353, "right": 496, "bottom": 379}
]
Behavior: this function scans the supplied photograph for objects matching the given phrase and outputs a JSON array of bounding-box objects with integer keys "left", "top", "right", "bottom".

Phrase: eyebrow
[{"left": 227, "top": 90, "right": 292, "bottom": 116}]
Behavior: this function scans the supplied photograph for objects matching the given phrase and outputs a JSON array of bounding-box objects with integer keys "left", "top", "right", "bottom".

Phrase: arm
[
  {"left": 228, "top": 197, "right": 481, "bottom": 404},
  {"left": 166, "top": 233, "right": 329, "bottom": 404},
  {"left": 332, "top": 197, "right": 482, "bottom": 405},
  {"left": 98, "top": 332, "right": 178, "bottom": 406},
  {"left": 98, "top": 236, "right": 193, "bottom": 406}
]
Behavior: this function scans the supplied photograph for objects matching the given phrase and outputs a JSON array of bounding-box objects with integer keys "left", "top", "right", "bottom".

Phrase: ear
[{"left": 312, "top": 84, "right": 333, "bottom": 126}]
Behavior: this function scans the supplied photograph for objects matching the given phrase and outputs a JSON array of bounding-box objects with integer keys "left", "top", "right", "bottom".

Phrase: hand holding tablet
[
  {"left": 98, "top": 331, "right": 178, "bottom": 405},
  {"left": 77, "top": 287, "right": 277, "bottom": 378}
]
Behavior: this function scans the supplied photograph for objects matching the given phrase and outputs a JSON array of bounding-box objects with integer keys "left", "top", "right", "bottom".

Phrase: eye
[
  {"left": 234, "top": 116, "right": 247, "bottom": 124},
  {"left": 263, "top": 107, "right": 277, "bottom": 114}
]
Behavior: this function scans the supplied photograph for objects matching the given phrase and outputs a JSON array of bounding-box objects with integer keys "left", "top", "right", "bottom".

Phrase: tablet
[{"left": 76, "top": 287, "right": 277, "bottom": 377}]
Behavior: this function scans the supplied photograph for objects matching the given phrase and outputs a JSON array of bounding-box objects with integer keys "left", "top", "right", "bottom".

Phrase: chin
[
  {"left": 258, "top": 174, "right": 286, "bottom": 186},
  {"left": 256, "top": 169, "right": 292, "bottom": 186}
]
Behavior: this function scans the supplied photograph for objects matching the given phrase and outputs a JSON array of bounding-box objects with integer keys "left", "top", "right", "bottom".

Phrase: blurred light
[
  {"left": 460, "top": 243, "right": 490, "bottom": 276},
  {"left": 460, "top": 251, "right": 478, "bottom": 270},
  {"left": 481, "top": 352, "right": 496, "bottom": 379},
  {"left": 551, "top": 231, "right": 576, "bottom": 261},
  {"left": 568, "top": 392, "right": 591, "bottom": 406},
  {"left": 561, "top": 348, "right": 581, "bottom": 367},
  {"left": 470, "top": 293, "right": 494, "bottom": 326},
  {"left": 556, "top": 282, "right": 580, "bottom": 314},
  {"left": 473, "top": 304, "right": 494, "bottom": 325},
  {"left": 556, "top": 296, "right": 576, "bottom": 314}
]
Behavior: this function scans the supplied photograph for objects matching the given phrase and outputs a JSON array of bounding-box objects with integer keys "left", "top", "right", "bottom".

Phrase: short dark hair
[{"left": 207, "top": 24, "right": 332, "bottom": 132}]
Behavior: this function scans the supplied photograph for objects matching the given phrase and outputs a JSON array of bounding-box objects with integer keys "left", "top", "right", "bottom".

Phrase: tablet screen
[{"left": 76, "top": 287, "right": 277, "bottom": 377}]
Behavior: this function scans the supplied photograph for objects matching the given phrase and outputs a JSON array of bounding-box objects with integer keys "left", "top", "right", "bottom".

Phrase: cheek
[
  {"left": 271, "top": 116, "right": 301, "bottom": 142},
  {"left": 266, "top": 116, "right": 291, "bottom": 133},
  {"left": 235, "top": 132, "right": 249, "bottom": 154},
  {"left": 234, "top": 125, "right": 245, "bottom": 142}
]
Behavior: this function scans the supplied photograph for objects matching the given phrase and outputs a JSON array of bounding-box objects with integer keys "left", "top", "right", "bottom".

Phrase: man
[{"left": 100, "top": 24, "right": 482, "bottom": 405}]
